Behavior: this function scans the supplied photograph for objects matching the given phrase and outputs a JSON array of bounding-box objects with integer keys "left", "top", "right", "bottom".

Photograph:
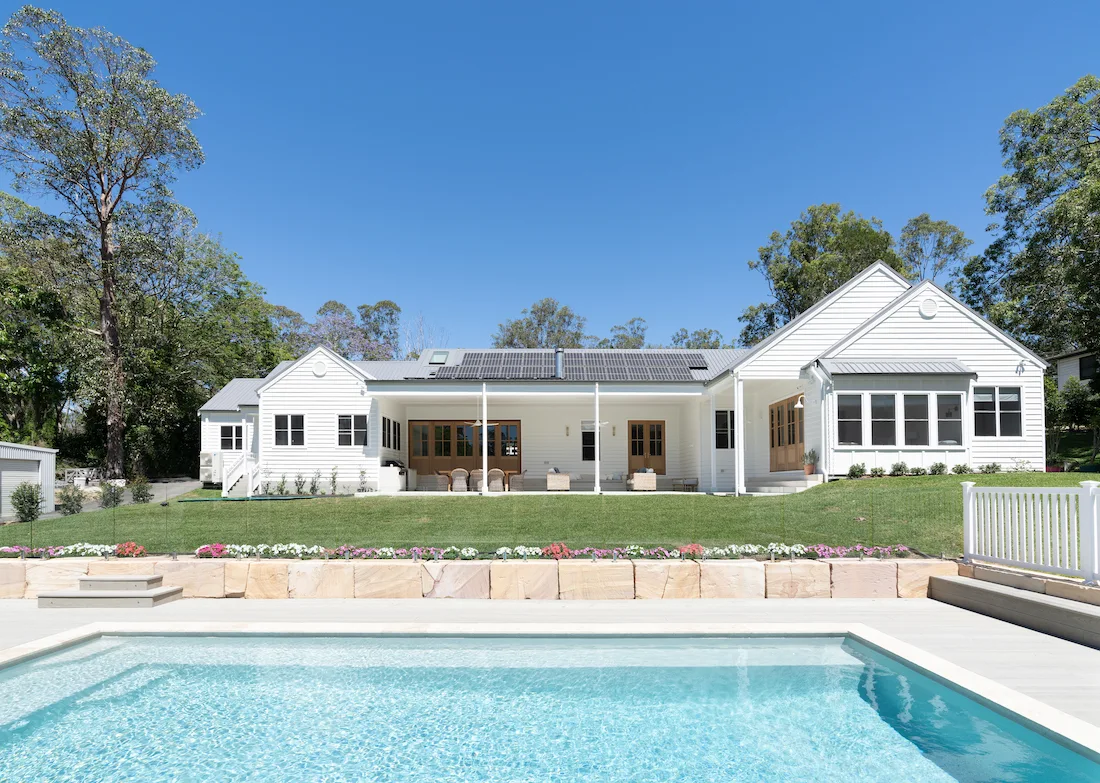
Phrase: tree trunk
[{"left": 100, "top": 220, "right": 125, "bottom": 478}]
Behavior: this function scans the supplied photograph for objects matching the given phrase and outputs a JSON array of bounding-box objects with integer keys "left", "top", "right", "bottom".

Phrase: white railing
[
  {"left": 221, "top": 453, "right": 247, "bottom": 498},
  {"left": 963, "top": 480, "right": 1099, "bottom": 583},
  {"left": 246, "top": 460, "right": 263, "bottom": 497}
]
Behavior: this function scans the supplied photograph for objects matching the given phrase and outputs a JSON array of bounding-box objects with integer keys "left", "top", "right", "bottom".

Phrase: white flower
[
  {"left": 496, "top": 547, "right": 513, "bottom": 558},
  {"left": 513, "top": 545, "right": 541, "bottom": 558},
  {"left": 459, "top": 547, "right": 478, "bottom": 560}
]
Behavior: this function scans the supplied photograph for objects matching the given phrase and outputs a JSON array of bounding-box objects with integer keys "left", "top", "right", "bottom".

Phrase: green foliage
[
  {"left": 1062, "top": 377, "right": 1095, "bottom": 430},
  {"left": 100, "top": 482, "right": 124, "bottom": 509},
  {"left": 952, "top": 464, "right": 971, "bottom": 475},
  {"left": 592, "top": 318, "right": 647, "bottom": 349},
  {"left": 358, "top": 469, "right": 367, "bottom": 493},
  {"left": 898, "top": 214, "right": 972, "bottom": 284},
  {"left": 869, "top": 467, "right": 885, "bottom": 477},
  {"left": 492, "top": 298, "right": 588, "bottom": 348},
  {"left": 846, "top": 463, "right": 866, "bottom": 479},
  {"left": 277, "top": 474, "right": 288, "bottom": 496},
  {"left": 929, "top": 462, "right": 947, "bottom": 475},
  {"left": 889, "top": 462, "right": 908, "bottom": 477},
  {"left": 668, "top": 328, "right": 726, "bottom": 349},
  {"left": 739, "top": 203, "right": 911, "bottom": 346},
  {"left": 331, "top": 466, "right": 339, "bottom": 496},
  {"left": 979, "top": 463, "right": 1001, "bottom": 474},
  {"left": 1045, "top": 375, "right": 1066, "bottom": 461},
  {"left": 294, "top": 473, "right": 306, "bottom": 495},
  {"left": 910, "top": 466, "right": 927, "bottom": 476},
  {"left": 129, "top": 476, "right": 153, "bottom": 504},
  {"left": 57, "top": 483, "right": 83, "bottom": 515},
  {"left": 309, "top": 470, "right": 321, "bottom": 496},
  {"left": 10, "top": 481, "right": 41, "bottom": 523},
  {"left": 803, "top": 449, "right": 818, "bottom": 466}
]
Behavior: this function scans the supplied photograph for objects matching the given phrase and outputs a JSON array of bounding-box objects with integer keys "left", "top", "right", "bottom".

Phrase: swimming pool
[{"left": 0, "top": 631, "right": 1096, "bottom": 782}]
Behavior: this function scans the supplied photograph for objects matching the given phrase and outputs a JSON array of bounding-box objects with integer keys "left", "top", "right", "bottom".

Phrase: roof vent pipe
[{"left": 554, "top": 348, "right": 564, "bottom": 379}]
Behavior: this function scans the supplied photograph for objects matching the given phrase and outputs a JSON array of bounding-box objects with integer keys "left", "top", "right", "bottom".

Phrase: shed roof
[{"left": 817, "top": 358, "right": 975, "bottom": 376}]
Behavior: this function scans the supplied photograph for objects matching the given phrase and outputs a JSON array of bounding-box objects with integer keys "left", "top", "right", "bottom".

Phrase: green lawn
[{"left": 2, "top": 472, "right": 1088, "bottom": 556}]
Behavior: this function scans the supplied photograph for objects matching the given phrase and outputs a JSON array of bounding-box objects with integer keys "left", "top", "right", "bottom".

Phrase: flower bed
[{"left": 0, "top": 542, "right": 145, "bottom": 559}]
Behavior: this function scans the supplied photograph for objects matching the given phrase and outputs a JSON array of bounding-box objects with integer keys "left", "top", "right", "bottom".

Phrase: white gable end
[{"left": 738, "top": 266, "right": 910, "bottom": 379}]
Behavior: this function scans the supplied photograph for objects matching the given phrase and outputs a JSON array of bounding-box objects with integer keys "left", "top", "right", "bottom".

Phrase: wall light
[
  {"left": 793, "top": 395, "right": 805, "bottom": 409},
  {"left": 565, "top": 425, "right": 569, "bottom": 437}
]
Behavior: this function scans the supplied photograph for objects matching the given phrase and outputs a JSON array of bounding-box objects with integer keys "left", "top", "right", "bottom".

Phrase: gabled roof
[
  {"left": 199, "top": 378, "right": 266, "bottom": 412},
  {"left": 817, "top": 358, "right": 975, "bottom": 376},
  {"left": 254, "top": 345, "right": 374, "bottom": 396},
  {"left": 1045, "top": 347, "right": 1094, "bottom": 362},
  {"left": 815, "top": 279, "right": 1049, "bottom": 368}
]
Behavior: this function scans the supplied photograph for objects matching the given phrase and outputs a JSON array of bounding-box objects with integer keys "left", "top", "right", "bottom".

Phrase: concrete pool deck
[{"left": 2, "top": 598, "right": 1099, "bottom": 728}]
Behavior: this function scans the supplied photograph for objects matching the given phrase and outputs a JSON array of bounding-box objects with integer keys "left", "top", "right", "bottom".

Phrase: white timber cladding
[
  {"left": 199, "top": 409, "right": 258, "bottom": 456},
  {"left": 737, "top": 267, "right": 910, "bottom": 380},
  {"left": 257, "top": 353, "right": 379, "bottom": 490},
  {"left": 740, "top": 378, "right": 807, "bottom": 480},
  {"left": 0, "top": 442, "right": 56, "bottom": 518},
  {"left": 1057, "top": 356, "right": 1081, "bottom": 390},
  {"left": 829, "top": 286, "right": 1045, "bottom": 471}
]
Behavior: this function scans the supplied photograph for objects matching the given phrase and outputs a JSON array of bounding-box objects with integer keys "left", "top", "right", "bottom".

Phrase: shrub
[
  {"left": 803, "top": 449, "right": 818, "bottom": 466},
  {"left": 979, "top": 462, "right": 1001, "bottom": 474},
  {"left": 679, "top": 543, "right": 705, "bottom": 559},
  {"left": 929, "top": 462, "right": 947, "bottom": 475},
  {"left": 100, "top": 482, "right": 124, "bottom": 509},
  {"left": 129, "top": 475, "right": 153, "bottom": 504},
  {"left": 277, "top": 474, "right": 288, "bottom": 495},
  {"left": 115, "top": 541, "right": 146, "bottom": 558},
  {"left": 846, "top": 463, "right": 866, "bottom": 479},
  {"left": 542, "top": 542, "right": 572, "bottom": 559},
  {"left": 294, "top": 473, "right": 306, "bottom": 494},
  {"left": 910, "top": 466, "right": 927, "bottom": 476},
  {"left": 331, "top": 466, "right": 339, "bottom": 496},
  {"left": 308, "top": 470, "right": 321, "bottom": 495},
  {"left": 889, "top": 462, "right": 908, "bottom": 477},
  {"left": 58, "top": 483, "right": 84, "bottom": 516},
  {"left": 952, "top": 464, "right": 970, "bottom": 475},
  {"left": 10, "top": 482, "right": 42, "bottom": 523},
  {"left": 261, "top": 468, "right": 273, "bottom": 495},
  {"left": 869, "top": 467, "right": 885, "bottom": 477},
  {"left": 358, "top": 469, "right": 367, "bottom": 493}
]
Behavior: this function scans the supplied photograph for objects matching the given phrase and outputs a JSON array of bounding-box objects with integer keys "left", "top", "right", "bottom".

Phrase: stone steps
[
  {"left": 744, "top": 474, "right": 823, "bottom": 495},
  {"left": 38, "top": 574, "right": 181, "bottom": 608}
]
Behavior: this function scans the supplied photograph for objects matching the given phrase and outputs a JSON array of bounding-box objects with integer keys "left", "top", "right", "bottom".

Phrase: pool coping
[{"left": 2, "top": 621, "right": 1098, "bottom": 763}]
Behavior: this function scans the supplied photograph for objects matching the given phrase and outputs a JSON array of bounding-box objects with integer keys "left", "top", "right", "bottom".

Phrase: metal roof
[
  {"left": 199, "top": 378, "right": 266, "bottom": 411},
  {"left": 353, "top": 360, "right": 422, "bottom": 380},
  {"left": 817, "top": 358, "right": 975, "bottom": 376}
]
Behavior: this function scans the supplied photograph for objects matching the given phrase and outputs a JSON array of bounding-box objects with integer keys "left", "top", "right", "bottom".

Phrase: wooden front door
[
  {"left": 628, "top": 420, "right": 666, "bottom": 475},
  {"left": 769, "top": 395, "right": 804, "bottom": 472}
]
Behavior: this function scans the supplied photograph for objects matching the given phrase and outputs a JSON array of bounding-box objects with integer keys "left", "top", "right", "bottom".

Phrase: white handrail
[
  {"left": 963, "top": 480, "right": 1099, "bottom": 583},
  {"left": 221, "top": 453, "right": 247, "bottom": 498},
  {"left": 247, "top": 460, "right": 263, "bottom": 498}
]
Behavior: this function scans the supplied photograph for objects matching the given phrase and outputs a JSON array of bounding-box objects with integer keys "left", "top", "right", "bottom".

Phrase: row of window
[
  {"left": 836, "top": 387, "right": 1021, "bottom": 448},
  {"left": 264, "top": 414, "right": 400, "bottom": 449},
  {"left": 381, "top": 417, "right": 402, "bottom": 450}
]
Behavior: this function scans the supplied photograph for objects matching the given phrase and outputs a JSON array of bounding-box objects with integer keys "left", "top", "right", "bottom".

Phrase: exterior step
[
  {"left": 743, "top": 485, "right": 804, "bottom": 495},
  {"left": 79, "top": 574, "right": 162, "bottom": 591},
  {"left": 38, "top": 585, "right": 183, "bottom": 609}
]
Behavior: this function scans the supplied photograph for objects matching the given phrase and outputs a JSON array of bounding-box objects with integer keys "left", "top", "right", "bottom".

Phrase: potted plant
[{"left": 802, "top": 449, "right": 818, "bottom": 476}]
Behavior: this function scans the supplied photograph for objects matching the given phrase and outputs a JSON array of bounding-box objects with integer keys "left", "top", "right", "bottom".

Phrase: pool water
[{"left": 0, "top": 635, "right": 1094, "bottom": 782}]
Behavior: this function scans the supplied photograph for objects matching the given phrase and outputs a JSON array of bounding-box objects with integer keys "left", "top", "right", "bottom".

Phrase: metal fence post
[
  {"left": 961, "top": 481, "right": 976, "bottom": 563},
  {"left": 1080, "top": 481, "right": 1099, "bottom": 585}
]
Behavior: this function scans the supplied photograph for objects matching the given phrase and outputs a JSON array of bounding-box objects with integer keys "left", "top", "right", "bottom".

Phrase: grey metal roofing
[
  {"left": 817, "top": 358, "right": 975, "bottom": 375},
  {"left": 353, "top": 360, "right": 422, "bottom": 380},
  {"left": 199, "top": 378, "right": 267, "bottom": 411}
]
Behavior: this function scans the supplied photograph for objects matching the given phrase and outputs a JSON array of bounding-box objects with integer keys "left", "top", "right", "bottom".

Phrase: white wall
[
  {"left": 739, "top": 267, "right": 909, "bottom": 380},
  {"left": 831, "top": 287, "right": 1046, "bottom": 471},
  {"left": 741, "top": 379, "right": 807, "bottom": 479},
  {"left": 199, "top": 409, "right": 258, "bottom": 457},
  {"left": 1057, "top": 356, "right": 1081, "bottom": 390}
]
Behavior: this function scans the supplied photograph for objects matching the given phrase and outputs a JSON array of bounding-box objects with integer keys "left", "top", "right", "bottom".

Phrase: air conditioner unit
[{"left": 199, "top": 452, "right": 222, "bottom": 485}]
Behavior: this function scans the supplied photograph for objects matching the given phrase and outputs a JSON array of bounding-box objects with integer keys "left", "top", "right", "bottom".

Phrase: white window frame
[
  {"left": 580, "top": 421, "right": 598, "bottom": 461},
  {"left": 973, "top": 385, "right": 1024, "bottom": 440},
  {"left": 714, "top": 410, "right": 735, "bottom": 449},
  {"left": 274, "top": 414, "right": 305, "bottom": 447},
  {"left": 382, "top": 416, "right": 392, "bottom": 449},
  {"left": 337, "top": 414, "right": 368, "bottom": 447},
  {"left": 220, "top": 425, "right": 243, "bottom": 451},
  {"left": 902, "top": 394, "right": 930, "bottom": 447},
  {"left": 833, "top": 391, "right": 968, "bottom": 451}
]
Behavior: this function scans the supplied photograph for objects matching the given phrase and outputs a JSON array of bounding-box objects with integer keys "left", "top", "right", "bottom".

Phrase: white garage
[{"left": 0, "top": 442, "right": 56, "bottom": 520}]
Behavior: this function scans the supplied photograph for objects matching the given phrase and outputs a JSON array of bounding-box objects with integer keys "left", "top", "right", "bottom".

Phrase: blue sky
[{"left": 24, "top": 1, "right": 1100, "bottom": 347}]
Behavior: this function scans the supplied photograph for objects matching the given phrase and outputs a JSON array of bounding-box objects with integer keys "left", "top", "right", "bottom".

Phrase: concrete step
[
  {"left": 929, "top": 575, "right": 1100, "bottom": 649},
  {"left": 79, "top": 574, "right": 162, "bottom": 591},
  {"left": 743, "top": 485, "right": 804, "bottom": 495},
  {"left": 38, "top": 585, "right": 183, "bottom": 609}
]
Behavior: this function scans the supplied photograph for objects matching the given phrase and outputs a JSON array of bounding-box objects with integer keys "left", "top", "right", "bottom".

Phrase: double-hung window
[
  {"left": 903, "top": 395, "right": 929, "bottom": 446},
  {"left": 837, "top": 395, "right": 862, "bottom": 446},
  {"left": 870, "top": 394, "right": 896, "bottom": 446},
  {"left": 581, "top": 421, "right": 598, "bottom": 461},
  {"left": 274, "top": 415, "right": 304, "bottom": 446},
  {"left": 393, "top": 419, "right": 402, "bottom": 451},
  {"left": 220, "top": 425, "right": 243, "bottom": 450},
  {"left": 715, "top": 410, "right": 735, "bottom": 449},
  {"left": 337, "top": 415, "right": 367, "bottom": 446},
  {"left": 937, "top": 395, "right": 962, "bottom": 444},
  {"left": 974, "top": 387, "right": 1022, "bottom": 437}
]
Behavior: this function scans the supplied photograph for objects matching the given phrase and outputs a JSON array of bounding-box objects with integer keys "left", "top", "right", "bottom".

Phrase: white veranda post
[
  {"left": 481, "top": 383, "right": 488, "bottom": 495},
  {"left": 594, "top": 383, "right": 601, "bottom": 494}
]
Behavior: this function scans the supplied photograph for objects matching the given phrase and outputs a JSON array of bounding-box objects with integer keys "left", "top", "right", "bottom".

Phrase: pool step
[
  {"left": 78, "top": 574, "right": 162, "bottom": 591},
  {"left": 38, "top": 574, "right": 182, "bottom": 608}
]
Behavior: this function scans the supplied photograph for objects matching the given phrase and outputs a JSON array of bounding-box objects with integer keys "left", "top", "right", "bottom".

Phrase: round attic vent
[
  {"left": 918, "top": 298, "right": 939, "bottom": 319},
  {"left": 312, "top": 360, "right": 328, "bottom": 377}
]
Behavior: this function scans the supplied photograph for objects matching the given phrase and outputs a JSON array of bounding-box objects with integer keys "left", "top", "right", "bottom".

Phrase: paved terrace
[{"left": 1, "top": 598, "right": 1098, "bottom": 726}]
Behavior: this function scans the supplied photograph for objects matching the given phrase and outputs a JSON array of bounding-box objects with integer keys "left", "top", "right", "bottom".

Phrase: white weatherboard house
[
  {"left": 1049, "top": 348, "right": 1096, "bottom": 391},
  {"left": 199, "top": 262, "right": 1048, "bottom": 496}
]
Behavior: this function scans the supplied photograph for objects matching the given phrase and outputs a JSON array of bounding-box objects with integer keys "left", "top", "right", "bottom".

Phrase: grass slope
[{"left": 1, "top": 473, "right": 1086, "bottom": 556}]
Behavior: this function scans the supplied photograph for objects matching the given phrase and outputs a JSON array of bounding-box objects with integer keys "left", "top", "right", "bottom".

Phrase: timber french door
[
  {"left": 768, "top": 395, "right": 804, "bottom": 472},
  {"left": 408, "top": 420, "right": 521, "bottom": 476},
  {"left": 627, "top": 420, "right": 666, "bottom": 475}
]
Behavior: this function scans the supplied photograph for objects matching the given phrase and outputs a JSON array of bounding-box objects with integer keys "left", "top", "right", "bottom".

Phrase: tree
[
  {"left": 401, "top": 312, "right": 448, "bottom": 360},
  {"left": 0, "top": 7, "right": 202, "bottom": 476},
  {"left": 669, "top": 327, "right": 725, "bottom": 349},
  {"left": 311, "top": 300, "right": 372, "bottom": 359},
  {"left": 593, "top": 317, "right": 647, "bottom": 349},
  {"left": 1044, "top": 375, "right": 1065, "bottom": 462},
  {"left": 898, "top": 214, "right": 972, "bottom": 283},
  {"left": 961, "top": 75, "right": 1100, "bottom": 355},
  {"left": 357, "top": 300, "right": 401, "bottom": 360},
  {"left": 739, "top": 203, "right": 910, "bottom": 346},
  {"left": 1062, "top": 376, "right": 1095, "bottom": 431},
  {"left": 492, "top": 298, "right": 588, "bottom": 348},
  {"left": 270, "top": 305, "right": 310, "bottom": 360}
]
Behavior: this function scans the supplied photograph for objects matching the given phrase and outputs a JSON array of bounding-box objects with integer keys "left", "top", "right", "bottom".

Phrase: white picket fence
[{"left": 963, "top": 480, "right": 1099, "bottom": 583}]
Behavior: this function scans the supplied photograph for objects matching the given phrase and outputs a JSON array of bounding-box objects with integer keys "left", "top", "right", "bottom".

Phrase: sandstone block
[
  {"left": 634, "top": 560, "right": 700, "bottom": 599},
  {"left": 288, "top": 561, "right": 354, "bottom": 598},
  {"left": 0, "top": 561, "right": 26, "bottom": 599},
  {"left": 224, "top": 560, "right": 249, "bottom": 598},
  {"left": 420, "top": 560, "right": 490, "bottom": 598},
  {"left": 829, "top": 560, "right": 897, "bottom": 599},
  {"left": 155, "top": 560, "right": 226, "bottom": 598},
  {"left": 764, "top": 561, "right": 830, "bottom": 599},
  {"left": 489, "top": 560, "right": 558, "bottom": 599},
  {"left": 87, "top": 560, "right": 155, "bottom": 576},
  {"left": 1045, "top": 580, "right": 1100, "bottom": 607},
  {"left": 245, "top": 562, "right": 288, "bottom": 599},
  {"left": 558, "top": 560, "right": 634, "bottom": 600},
  {"left": 896, "top": 560, "right": 960, "bottom": 598},
  {"left": 957, "top": 563, "right": 975, "bottom": 578},
  {"left": 353, "top": 561, "right": 422, "bottom": 598},
  {"left": 699, "top": 560, "right": 766, "bottom": 599},
  {"left": 24, "top": 560, "right": 88, "bottom": 598}
]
